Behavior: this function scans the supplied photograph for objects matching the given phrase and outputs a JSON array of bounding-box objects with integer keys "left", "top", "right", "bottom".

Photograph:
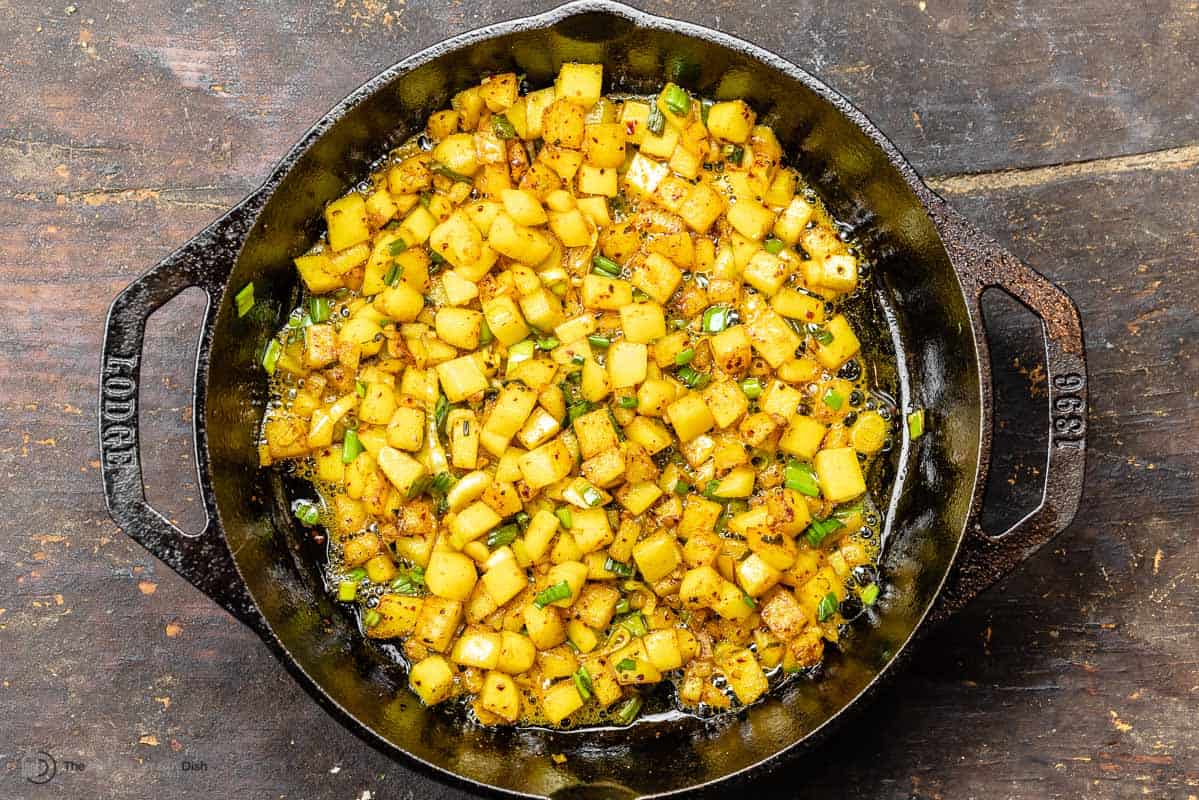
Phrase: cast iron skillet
[{"left": 98, "top": 2, "right": 1088, "bottom": 796}]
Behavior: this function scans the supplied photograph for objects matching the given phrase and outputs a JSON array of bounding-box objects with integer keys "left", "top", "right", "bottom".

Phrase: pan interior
[{"left": 202, "top": 7, "right": 982, "bottom": 796}]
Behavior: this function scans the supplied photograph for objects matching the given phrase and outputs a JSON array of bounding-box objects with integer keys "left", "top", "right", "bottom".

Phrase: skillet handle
[
  {"left": 925, "top": 198, "right": 1087, "bottom": 620},
  {"left": 99, "top": 202, "right": 269, "bottom": 636}
]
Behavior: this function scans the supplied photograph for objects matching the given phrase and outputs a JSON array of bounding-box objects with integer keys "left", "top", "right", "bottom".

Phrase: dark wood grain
[{"left": 1, "top": 2, "right": 1196, "bottom": 798}]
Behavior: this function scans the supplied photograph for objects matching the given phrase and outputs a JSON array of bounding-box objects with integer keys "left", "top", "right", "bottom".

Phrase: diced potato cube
[
  {"left": 814, "top": 447, "right": 867, "bottom": 503},
  {"left": 581, "top": 274, "right": 633, "bottom": 310},
  {"left": 624, "top": 416, "right": 673, "bottom": 455},
  {"left": 726, "top": 199, "right": 775, "bottom": 241},
  {"left": 702, "top": 380, "right": 749, "bottom": 429},
  {"left": 485, "top": 383, "right": 539, "bottom": 439},
  {"left": 516, "top": 406, "right": 562, "bottom": 450},
  {"left": 518, "top": 438, "right": 574, "bottom": 489},
  {"left": 500, "top": 188, "right": 548, "bottom": 226},
  {"left": 643, "top": 629, "right": 684, "bottom": 671},
  {"left": 555, "top": 62, "right": 603, "bottom": 107},
  {"left": 489, "top": 213, "right": 553, "bottom": 265},
  {"left": 426, "top": 550, "right": 478, "bottom": 601},
  {"left": 779, "top": 415, "right": 827, "bottom": 460},
  {"left": 482, "top": 556, "right": 527, "bottom": 606},
  {"left": 450, "top": 501, "right": 502, "bottom": 548},
  {"left": 377, "top": 447, "right": 427, "bottom": 495},
  {"left": 414, "top": 597, "right": 464, "bottom": 653},
  {"left": 811, "top": 313, "right": 861, "bottom": 370},
  {"left": 632, "top": 253, "right": 682, "bottom": 305},
  {"left": 759, "top": 587, "right": 807, "bottom": 639},
  {"left": 581, "top": 446, "right": 626, "bottom": 488},
  {"left": 678, "top": 182, "right": 725, "bottom": 233},
  {"left": 451, "top": 629, "right": 502, "bottom": 669},
  {"left": 607, "top": 341, "right": 648, "bottom": 388},
  {"left": 709, "top": 326, "right": 752, "bottom": 375},
  {"left": 743, "top": 250, "right": 788, "bottom": 295},
  {"left": 633, "top": 531, "right": 682, "bottom": 583},
  {"left": 665, "top": 394, "right": 715, "bottom": 443},
  {"left": 573, "top": 408, "right": 619, "bottom": 459},
  {"left": 814, "top": 253, "right": 858, "bottom": 293},
  {"left": 624, "top": 152, "right": 671, "bottom": 197},
  {"left": 615, "top": 481, "right": 662, "bottom": 515},
  {"left": 737, "top": 552, "right": 783, "bottom": 597},
  {"left": 577, "top": 164, "right": 619, "bottom": 197},
  {"left": 747, "top": 308, "right": 802, "bottom": 368},
  {"left": 772, "top": 288, "right": 825, "bottom": 324},
  {"left": 386, "top": 406, "right": 425, "bottom": 451},
  {"left": 374, "top": 282, "right": 424, "bottom": 322},
  {"left": 706, "top": 100, "right": 756, "bottom": 143},
  {"left": 498, "top": 631, "right": 537, "bottom": 674},
  {"left": 524, "top": 603, "right": 567, "bottom": 649},
  {"left": 409, "top": 655, "right": 455, "bottom": 705},
  {"left": 518, "top": 288, "right": 566, "bottom": 333},
  {"left": 773, "top": 196, "right": 816, "bottom": 244},
  {"left": 479, "top": 671, "right": 521, "bottom": 722},
  {"left": 436, "top": 355, "right": 488, "bottom": 402},
  {"left": 636, "top": 378, "right": 676, "bottom": 417},
  {"left": 716, "top": 647, "right": 769, "bottom": 705},
  {"left": 325, "top": 194, "right": 370, "bottom": 251},
  {"left": 620, "top": 303, "right": 667, "bottom": 343},
  {"left": 583, "top": 122, "right": 626, "bottom": 168},
  {"left": 428, "top": 211, "right": 484, "bottom": 270},
  {"left": 541, "top": 679, "right": 585, "bottom": 725},
  {"left": 548, "top": 208, "right": 591, "bottom": 247},
  {"left": 713, "top": 465, "right": 755, "bottom": 498},
  {"left": 545, "top": 561, "right": 589, "bottom": 608},
  {"left": 434, "top": 307, "right": 483, "bottom": 351}
]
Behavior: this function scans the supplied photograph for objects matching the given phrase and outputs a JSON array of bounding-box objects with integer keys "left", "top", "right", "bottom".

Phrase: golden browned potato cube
[
  {"left": 409, "top": 655, "right": 455, "bottom": 705},
  {"left": 813, "top": 446, "right": 867, "bottom": 503},
  {"left": 414, "top": 597, "right": 464, "bottom": 653}
]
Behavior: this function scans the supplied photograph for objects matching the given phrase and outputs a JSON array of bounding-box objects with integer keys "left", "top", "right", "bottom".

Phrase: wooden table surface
[{"left": 2, "top": 1, "right": 1197, "bottom": 798}]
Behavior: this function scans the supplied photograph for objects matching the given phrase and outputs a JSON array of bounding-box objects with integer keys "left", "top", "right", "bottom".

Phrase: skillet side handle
[
  {"left": 99, "top": 205, "right": 269, "bottom": 636},
  {"left": 926, "top": 198, "right": 1088, "bottom": 621}
]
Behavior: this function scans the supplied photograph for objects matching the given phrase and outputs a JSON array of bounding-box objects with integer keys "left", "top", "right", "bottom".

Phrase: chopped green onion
[
  {"left": 582, "top": 485, "right": 605, "bottom": 507},
  {"left": 383, "top": 263, "right": 404, "bottom": 287},
  {"left": 701, "top": 306, "right": 732, "bottom": 333},
  {"left": 487, "top": 524, "right": 519, "bottom": 550},
  {"left": 677, "top": 365, "right": 709, "bottom": 389},
  {"left": 632, "top": 288, "right": 650, "bottom": 303},
  {"left": 261, "top": 339, "right": 282, "bottom": 375},
  {"left": 341, "top": 430, "right": 363, "bottom": 464},
  {"left": 592, "top": 254, "right": 622, "bottom": 277},
  {"left": 434, "top": 394, "right": 449, "bottom": 433},
  {"left": 860, "top": 583, "right": 880, "bottom": 606},
  {"left": 309, "top": 297, "right": 332, "bottom": 323},
  {"left": 908, "top": 408, "right": 925, "bottom": 440},
  {"left": 662, "top": 84, "right": 691, "bottom": 116},
  {"left": 604, "top": 557, "right": 633, "bottom": 577},
  {"left": 832, "top": 503, "right": 863, "bottom": 525},
  {"left": 619, "top": 612, "right": 648, "bottom": 637},
  {"left": 234, "top": 283, "right": 255, "bottom": 317},
  {"left": 701, "top": 99, "right": 713, "bottom": 126},
  {"left": 616, "top": 658, "right": 637, "bottom": 672},
  {"left": 813, "top": 327, "right": 834, "bottom": 346},
  {"left": 406, "top": 474, "right": 432, "bottom": 499},
  {"left": 742, "top": 593, "right": 757, "bottom": 608},
  {"left": 537, "top": 336, "right": 560, "bottom": 350},
  {"left": 587, "top": 334, "right": 611, "bottom": 349},
  {"left": 671, "top": 318, "right": 687, "bottom": 329},
  {"left": 292, "top": 499, "right": 321, "bottom": 525},
  {"left": 817, "top": 591, "right": 838, "bottom": 622},
  {"left": 703, "top": 479, "right": 721, "bottom": 499},
  {"left": 337, "top": 581, "right": 358, "bottom": 602},
  {"left": 390, "top": 565, "right": 426, "bottom": 596},
  {"left": 478, "top": 319, "right": 493, "bottom": 346},
  {"left": 363, "top": 609, "right": 381, "bottom": 627},
  {"left": 725, "top": 144, "right": 745, "bottom": 165},
  {"left": 430, "top": 472, "right": 456, "bottom": 494},
  {"left": 674, "top": 480, "right": 690, "bottom": 495},
  {"left": 784, "top": 460, "right": 821, "bottom": 497},
  {"left": 429, "top": 162, "right": 471, "bottom": 182},
  {"left": 822, "top": 388, "right": 845, "bottom": 411},
  {"left": 763, "top": 238, "right": 785, "bottom": 255},
  {"left": 572, "top": 666, "right": 593, "bottom": 701},
  {"left": 556, "top": 507, "right": 573, "bottom": 529},
  {"left": 534, "top": 580, "right": 572, "bottom": 608},
  {"left": 347, "top": 567, "right": 367, "bottom": 581},
  {"left": 492, "top": 114, "right": 516, "bottom": 139},
  {"left": 614, "top": 597, "right": 631, "bottom": 615},
  {"left": 805, "top": 517, "right": 843, "bottom": 547},
  {"left": 674, "top": 347, "right": 695, "bottom": 366},
  {"left": 615, "top": 694, "right": 642, "bottom": 724},
  {"left": 571, "top": 354, "right": 586, "bottom": 366},
  {"left": 740, "top": 377, "right": 763, "bottom": 399},
  {"left": 355, "top": 380, "right": 367, "bottom": 398},
  {"left": 568, "top": 400, "right": 593, "bottom": 423},
  {"left": 419, "top": 192, "right": 432, "bottom": 208},
  {"left": 387, "top": 238, "right": 408, "bottom": 256},
  {"left": 618, "top": 395, "right": 638, "bottom": 409},
  {"left": 428, "top": 250, "right": 447, "bottom": 269},
  {"left": 646, "top": 104, "right": 666, "bottom": 136}
]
